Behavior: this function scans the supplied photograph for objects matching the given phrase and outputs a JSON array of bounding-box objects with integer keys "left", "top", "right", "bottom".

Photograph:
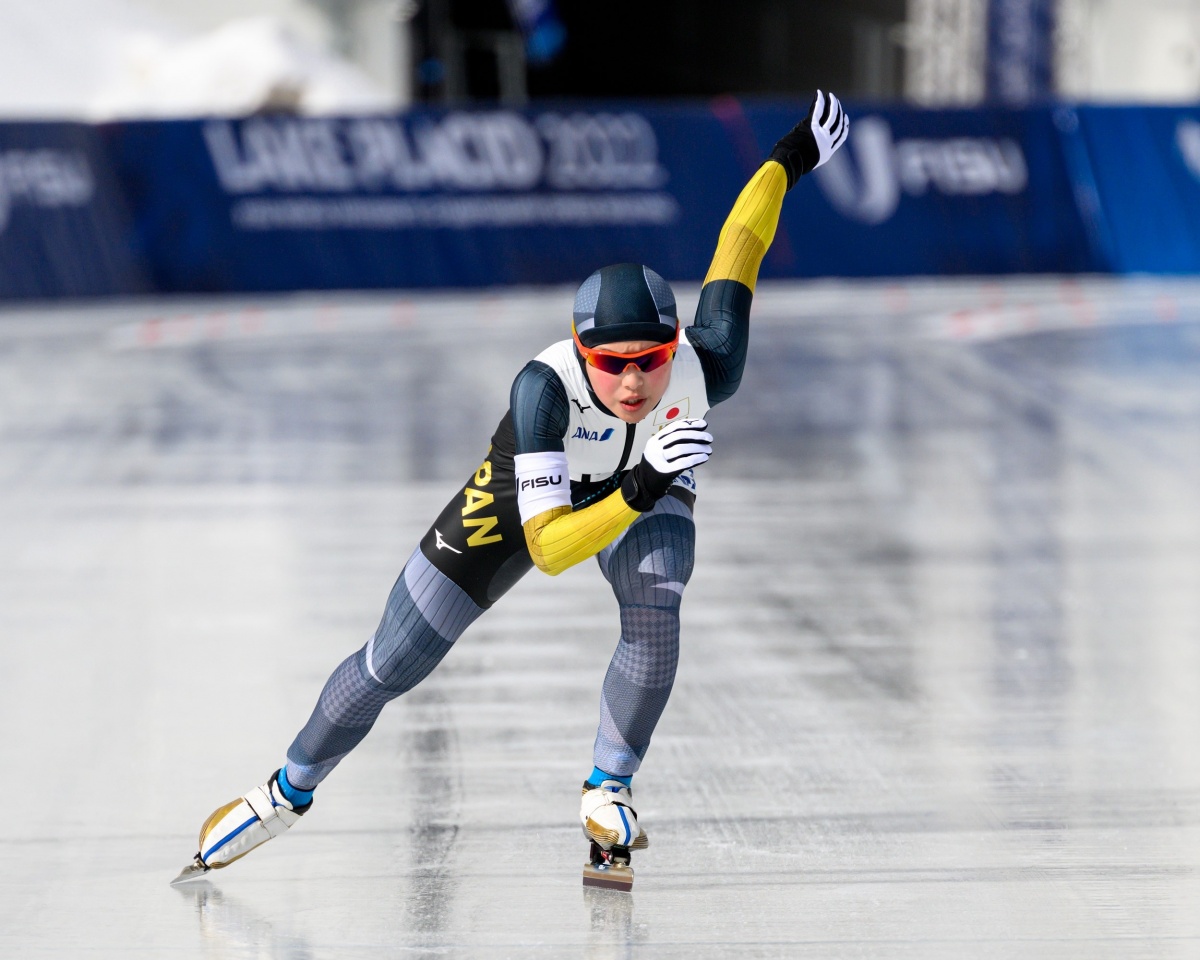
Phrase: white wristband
[{"left": 514, "top": 451, "right": 572, "bottom": 524}]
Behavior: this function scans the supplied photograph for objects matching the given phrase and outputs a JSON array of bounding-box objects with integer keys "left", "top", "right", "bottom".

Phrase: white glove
[
  {"left": 622, "top": 418, "right": 712, "bottom": 511},
  {"left": 644, "top": 418, "right": 712, "bottom": 473},
  {"left": 769, "top": 89, "right": 850, "bottom": 188}
]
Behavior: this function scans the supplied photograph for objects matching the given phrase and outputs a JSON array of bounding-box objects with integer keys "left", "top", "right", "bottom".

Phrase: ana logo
[
  {"left": 519, "top": 475, "right": 562, "bottom": 491},
  {"left": 573, "top": 426, "right": 614, "bottom": 441},
  {"left": 653, "top": 398, "right": 690, "bottom": 427},
  {"left": 1178, "top": 120, "right": 1200, "bottom": 181},
  {"left": 815, "top": 116, "right": 1028, "bottom": 225}
]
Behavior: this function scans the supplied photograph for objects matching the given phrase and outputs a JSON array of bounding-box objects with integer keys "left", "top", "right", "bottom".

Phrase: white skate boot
[
  {"left": 171, "top": 770, "right": 309, "bottom": 884},
  {"left": 581, "top": 779, "right": 647, "bottom": 891}
]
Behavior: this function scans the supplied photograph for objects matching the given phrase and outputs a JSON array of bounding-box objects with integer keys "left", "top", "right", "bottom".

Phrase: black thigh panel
[{"left": 418, "top": 444, "right": 533, "bottom": 610}]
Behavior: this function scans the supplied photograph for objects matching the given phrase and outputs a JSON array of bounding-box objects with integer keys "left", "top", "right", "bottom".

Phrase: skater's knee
[
  {"left": 361, "top": 551, "right": 481, "bottom": 694},
  {"left": 609, "top": 540, "right": 696, "bottom": 607},
  {"left": 361, "top": 618, "right": 452, "bottom": 694},
  {"left": 608, "top": 514, "right": 695, "bottom": 609}
]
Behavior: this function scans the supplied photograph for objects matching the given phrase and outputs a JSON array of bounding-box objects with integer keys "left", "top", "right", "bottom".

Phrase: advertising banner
[
  {"left": 0, "top": 123, "right": 148, "bottom": 299},
  {"left": 745, "top": 103, "right": 1096, "bottom": 278},
  {"left": 101, "top": 101, "right": 1098, "bottom": 294},
  {"left": 1068, "top": 105, "right": 1200, "bottom": 274},
  {"left": 103, "top": 107, "right": 736, "bottom": 292},
  {"left": 2, "top": 101, "right": 1199, "bottom": 301}
]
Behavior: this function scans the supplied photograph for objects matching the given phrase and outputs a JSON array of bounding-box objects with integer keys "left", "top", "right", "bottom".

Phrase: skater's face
[{"left": 583, "top": 340, "right": 674, "bottom": 423}]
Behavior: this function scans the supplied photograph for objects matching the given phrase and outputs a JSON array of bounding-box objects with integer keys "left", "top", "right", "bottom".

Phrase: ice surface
[{"left": 1, "top": 277, "right": 1199, "bottom": 957}]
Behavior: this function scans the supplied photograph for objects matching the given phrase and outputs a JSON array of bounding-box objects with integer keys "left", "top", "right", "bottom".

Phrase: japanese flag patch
[{"left": 653, "top": 397, "right": 690, "bottom": 428}]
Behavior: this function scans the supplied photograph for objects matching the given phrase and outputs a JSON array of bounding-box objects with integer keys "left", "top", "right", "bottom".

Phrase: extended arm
[{"left": 689, "top": 91, "right": 849, "bottom": 406}]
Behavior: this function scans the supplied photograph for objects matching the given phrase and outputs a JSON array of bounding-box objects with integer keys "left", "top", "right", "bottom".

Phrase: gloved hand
[
  {"left": 621, "top": 418, "right": 713, "bottom": 512},
  {"left": 769, "top": 89, "right": 849, "bottom": 189}
]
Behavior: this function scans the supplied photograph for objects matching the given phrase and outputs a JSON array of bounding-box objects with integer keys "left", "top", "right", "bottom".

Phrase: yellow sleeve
[
  {"left": 523, "top": 490, "right": 639, "bottom": 576},
  {"left": 702, "top": 160, "right": 788, "bottom": 293}
]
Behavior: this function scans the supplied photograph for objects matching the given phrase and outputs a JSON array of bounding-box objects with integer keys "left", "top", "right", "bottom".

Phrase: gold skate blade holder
[{"left": 582, "top": 859, "right": 634, "bottom": 890}]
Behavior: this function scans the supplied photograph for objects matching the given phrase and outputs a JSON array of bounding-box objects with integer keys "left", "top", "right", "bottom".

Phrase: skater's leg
[
  {"left": 578, "top": 491, "right": 694, "bottom": 858},
  {"left": 285, "top": 445, "right": 531, "bottom": 789},
  {"left": 284, "top": 548, "right": 484, "bottom": 789},
  {"left": 177, "top": 550, "right": 486, "bottom": 880},
  {"left": 181, "top": 449, "right": 531, "bottom": 877},
  {"left": 592, "top": 492, "right": 695, "bottom": 779}
]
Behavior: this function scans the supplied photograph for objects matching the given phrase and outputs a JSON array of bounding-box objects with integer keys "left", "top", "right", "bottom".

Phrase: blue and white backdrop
[{"left": 2, "top": 102, "right": 1200, "bottom": 298}]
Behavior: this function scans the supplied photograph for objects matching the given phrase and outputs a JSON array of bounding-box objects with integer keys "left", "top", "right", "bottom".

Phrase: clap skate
[
  {"left": 171, "top": 770, "right": 310, "bottom": 885},
  {"left": 580, "top": 779, "right": 647, "bottom": 891}
]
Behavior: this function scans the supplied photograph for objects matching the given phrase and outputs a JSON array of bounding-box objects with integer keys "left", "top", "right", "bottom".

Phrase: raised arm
[{"left": 689, "top": 91, "right": 849, "bottom": 405}]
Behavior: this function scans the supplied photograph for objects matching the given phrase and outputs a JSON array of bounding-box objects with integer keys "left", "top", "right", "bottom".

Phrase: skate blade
[
  {"left": 583, "top": 860, "right": 634, "bottom": 891},
  {"left": 170, "top": 856, "right": 211, "bottom": 886}
]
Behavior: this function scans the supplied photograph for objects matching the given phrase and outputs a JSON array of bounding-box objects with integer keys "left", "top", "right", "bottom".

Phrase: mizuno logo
[
  {"left": 571, "top": 398, "right": 592, "bottom": 414},
  {"left": 434, "top": 528, "right": 462, "bottom": 553},
  {"left": 572, "top": 426, "right": 614, "bottom": 442},
  {"left": 519, "top": 475, "right": 562, "bottom": 491}
]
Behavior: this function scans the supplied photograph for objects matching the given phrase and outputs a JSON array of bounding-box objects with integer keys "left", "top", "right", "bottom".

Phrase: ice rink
[{"left": 2, "top": 276, "right": 1200, "bottom": 958}]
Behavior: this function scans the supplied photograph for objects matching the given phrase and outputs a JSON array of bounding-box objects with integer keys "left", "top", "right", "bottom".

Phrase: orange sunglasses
[{"left": 572, "top": 326, "right": 679, "bottom": 375}]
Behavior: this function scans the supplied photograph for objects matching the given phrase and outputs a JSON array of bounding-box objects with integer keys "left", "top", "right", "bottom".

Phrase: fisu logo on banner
[
  {"left": 814, "top": 116, "right": 1028, "bottom": 225},
  {"left": 0, "top": 150, "right": 94, "bottom": 236}
]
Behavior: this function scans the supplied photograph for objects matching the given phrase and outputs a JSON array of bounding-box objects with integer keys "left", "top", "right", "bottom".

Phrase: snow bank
[
  {"left": 91, "top": 17, "right": 393, "bottom": 119},
  {"left": 0, "top": 1, "right": 391, "bottom": 120},
  {"left": 0, "top": 0, "right": 174, "bottom": 118}
]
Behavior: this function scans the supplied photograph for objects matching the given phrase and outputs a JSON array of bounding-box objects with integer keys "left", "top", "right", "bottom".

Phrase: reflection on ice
[
  {"left": 583, "top": 887, "right": 638, "bottom": 960},
  {"left": 176, "top": 882, "right": 314, "bottom": 960}
]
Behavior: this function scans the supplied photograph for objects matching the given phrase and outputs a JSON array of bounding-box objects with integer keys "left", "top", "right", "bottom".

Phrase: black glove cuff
[
  {"left": 769, "top": 126, "right": 820, "bottom": 190},
  {"left": 621, "top": 464, "right": 669, "bottom": 513}
]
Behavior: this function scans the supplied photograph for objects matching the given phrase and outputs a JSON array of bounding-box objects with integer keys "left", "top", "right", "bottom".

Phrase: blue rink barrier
[
  {"left": 101, "top": 103, "right": 1096, "bottom": 292},
  {"left": 1066, "top": 105, "right": 1200, "bottom": 274},
  {"left": 0, "top": 124, "right": 149, "bottom": 299},
  {"left": 3, "top": 102, "right": 1200, "bottom": 300}
]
